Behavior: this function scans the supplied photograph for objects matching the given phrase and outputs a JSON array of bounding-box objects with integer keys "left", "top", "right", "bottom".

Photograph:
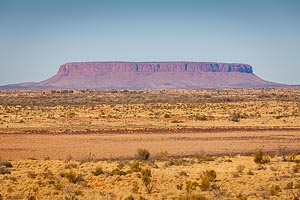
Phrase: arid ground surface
[
  {"left": 0, "top": 89, "right": 300, "bottom": 199},
  {"left": 0, "top": 130, "right": 300, "bottom": 161}
]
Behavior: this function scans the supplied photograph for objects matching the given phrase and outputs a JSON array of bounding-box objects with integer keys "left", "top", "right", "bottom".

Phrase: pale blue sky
[{"left": 0, "top": 0, "right": 299, "bottom": 85}]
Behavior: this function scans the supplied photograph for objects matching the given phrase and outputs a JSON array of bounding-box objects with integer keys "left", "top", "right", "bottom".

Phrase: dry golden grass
[
  {"left": 1, "top": 154, "right": 300, "bottom": 199},
  {"left": 0, "top": 88, "right": 300, "bottom": 199},
  {"left": 0, "top": 89, "right": 299, "bottom": 132}
]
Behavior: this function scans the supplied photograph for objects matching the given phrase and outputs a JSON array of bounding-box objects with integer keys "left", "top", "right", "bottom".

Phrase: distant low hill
[{"left": 1, "top": 62, "right": 291, "bottom": 89}]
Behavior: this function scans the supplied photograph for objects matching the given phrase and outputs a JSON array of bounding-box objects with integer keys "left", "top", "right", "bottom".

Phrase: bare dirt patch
[{"left": 1, "top": 130, "right": 299, "bottom": 160}]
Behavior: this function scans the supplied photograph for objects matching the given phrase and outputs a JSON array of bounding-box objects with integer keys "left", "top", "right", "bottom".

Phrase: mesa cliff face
[
  {"left": 56, "top": 62, "right": 253, "bottom": 74},
  {"left": 2, "top": 62, "right": 286, "bottom": 89}
]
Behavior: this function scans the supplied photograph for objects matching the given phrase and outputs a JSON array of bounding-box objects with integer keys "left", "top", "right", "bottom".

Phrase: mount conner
[{"left": 2, "top": 62, "right": 286, "bottom": 89}]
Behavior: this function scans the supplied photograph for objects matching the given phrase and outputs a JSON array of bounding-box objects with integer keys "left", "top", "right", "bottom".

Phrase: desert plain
[{"left": 0, "top": 88, "right": 300, "bottom": 199}]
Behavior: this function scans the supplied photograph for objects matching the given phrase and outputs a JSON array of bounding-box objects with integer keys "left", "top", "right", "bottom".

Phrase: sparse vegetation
[
  {"left": 27, "top": 171, "right": 37, "bottom": 179},
  {"left": 92, "top": 166, "right": 104, "bottom": 176},
  {"left": 163, "top": 113, "right": 171, "bottom": 118},
  {"left": 0, "top": 155, "right": 299, "bottom": 198},
  {"left": 231, "top": 113, "right": 240, "bottom": 122},
  {"left": 141, "top": 168, "right": 153, "bottom": 194},
  {"left": 0, "top": 89, "right": 299, "bottom": 199},
  {"left": 185, "top": 180, "right": 199, "bottom": 195},
  {"left": 112, "top": 168, "right": 127, "bottom": 176},
  {"left": 247, "top": 169, "right": 254, "bottom": 175},
  {"left": 63, "top": 170, "right": 84, "bottom": 184},
  {"left": 270, "top": 185, "right": 281, "bottom": 196},
  {"left": 136, "top": 149, "right": 150, "bottom": 161},
  {"left": 236, "top": 165, "right": 245, "bottom": 174},
  {"left": 199, "top": 170, "right": 217, "bottom": 191},
  {"left": 0, "top": 166, "right": 11, "bottom": 175},
  {"left": 195, "top": 114, "right": 207, "bottom": 121},
  {"left": 254, "top": 148, "right": 270, "bottom": 164},
  {"left": 1, "top": 161, "right": 13, "bottom": 168},
  {"left": 130, "top": 161, "right": 142, "bottom": 172}
]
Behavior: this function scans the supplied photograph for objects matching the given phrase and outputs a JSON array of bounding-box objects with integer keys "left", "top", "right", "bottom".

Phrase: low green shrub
[
  {"left": 1, "top": 161, "right": 13, "bottom": 168},
  {"left": 112, "top": 168, "right": 126, "bottom": 176},
  {"left": 92, "top": 166, "right": 104, "bottom": 176},
  {"left": 63, "top": 170, "right": 84, "bottom": 184}
]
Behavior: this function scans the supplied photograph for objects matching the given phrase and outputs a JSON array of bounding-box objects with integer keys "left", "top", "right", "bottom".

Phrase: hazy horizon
[{"left": 1, "top": 0, "right": 299, "bottom": 85}]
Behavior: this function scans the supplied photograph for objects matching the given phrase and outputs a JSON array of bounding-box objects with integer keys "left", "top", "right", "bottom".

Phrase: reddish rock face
[
  {"left": 56, "top": 62, "right": 253, "bottom": 74},
  {"left": 1, "top": 62, "right": 286, "bottom": 89}
]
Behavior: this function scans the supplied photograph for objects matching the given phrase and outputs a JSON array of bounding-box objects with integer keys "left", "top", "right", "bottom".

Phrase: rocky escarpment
[
  {"left": 1, "top": 62, "right": 286, "bottom": 89},
  {"left": 55, "top": 62, "right": 253, "bottom": 74}
]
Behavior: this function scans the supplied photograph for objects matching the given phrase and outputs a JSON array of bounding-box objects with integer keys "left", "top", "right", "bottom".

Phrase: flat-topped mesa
[
  {"left": 57, "top": 62, "right": 253, "bottom": 74},
  {"left": 3, "top": 61, "right": 284, "bottom": 90}
]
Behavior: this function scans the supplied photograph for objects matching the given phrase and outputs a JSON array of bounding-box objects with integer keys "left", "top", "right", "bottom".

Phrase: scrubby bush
[
  {"left": 165, "top": 158, "right": 192, "bottom": 167},
  {"left": 27, "top": 171, "right": 37, "bottom": 179},
  {"left": 171, "top": 120, "right": 183, "bottom": 123},
  {"left": 136, "top": 148, "right": 150, "bottom": 161},
  {"left": 247, "top": 169, "right": 254, "bottom": 175},
  {"left": 125, "top": 195, "right": 147, "bottom": 200},
  {"left": 292, "top": 164, "right": 300, "bottom": 173},
  {"left": 195, "top": 114, "right": 207, "bottom": 121},
  {"left": 254, "top": 148, "right": 270, "bottom": 164},
  {"left": 231, "top": 113, "right": 240, "bottom": 122},
  {"left": 63, "top": 171, "right": 84, "bottom": 184},
  {"left": 198, "top": 156, "right": 215, "bottom": 163},
  {"left": 236, "top": 193, "right": 248, "bottom": 200},
  {"left": 65, "top": 163, "right": 78, "bottom": 169},
  {"left": 179, "top": 171, "right": 188, "bottom": 177},
  {"left": 125, "top": 195, "right": 135, "bottom": 200},
  {"left": 130, "top": 161, "right": 141, "bottom": 172},
  {"left": 236, "top": 165, "right": 245, "bottom": 174},
  {"left": 1, "top": 161, "right": 13, "bottom": 168},
  {"left": 185, "top": 180, "right": 199, "bottom": 195},
  {"left": 131, "top": 181, "right": 139, "bottom": 194},
  {"left": 202, "top": 170, "right": 217, "bottom": 182},
  {"left": 92, "top": 166, "right": 104, "bottom": 176},
  {"left": 163, "top": 113, "right": 171, "bottom": 118},
  {"left": 154, "top": 150, "right": 169, "bottom": 161},
  {"left": 199, "top": 170, "right": 217, "bottom": 191},
  {"left": 176, "top": 194, "right": 207, "bottom": 200},
  {"left": 27, "top": 195, "right": 36, "bottom": 200},
  {"left": 270, "top": 185, "right": 281, "bottom": 196},
  {"left": 141, "top": 168, "right": 153, "bottom": 194},
  {"left": 0, "top": 167, "right": 11, "bottom": 175},
  {"left": 112, "top": 168, "right": 126, "bottom": 176},
  {"left": 177, "top": 183, "right": 183, "bottom": 190}
]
